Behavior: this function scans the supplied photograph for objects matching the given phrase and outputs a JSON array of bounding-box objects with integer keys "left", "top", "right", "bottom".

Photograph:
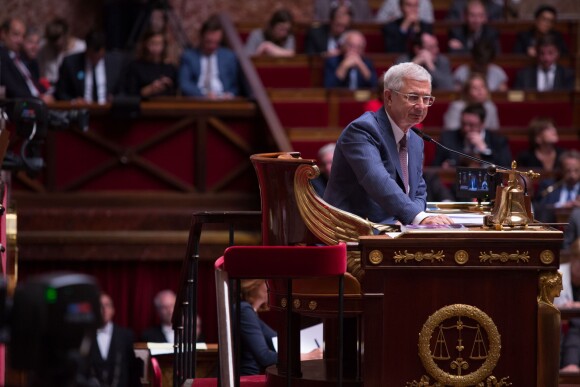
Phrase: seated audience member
[
  {"left": 447, "top": 0, "right": 500, "bottom": 54},
  {"left": 124, "top": 30, "right": 177, "bottom": 98},
  {"left": 0, "top": 18, "right": 52, "bottom": 103},
  {"left": 37, "top": 18, "right": 86, "bottom": 87},
  {"left": 239, "top": 280, "right": 321, "bottom": 375},
  {"left": 433, "top": 103, "right": 511, "bottom": 169},
  {"left": 534, "top": 150, "right": 580, "bottom": 223},
  {"left": 514, "top": 34, "right": 574, "bottom": 92},
  {"left": 55, "top": 29, "right": 126, "bottom": 103},
  {"left": 452, "top": 40, "right": 507, "bottom": 92},
  {"left": 305, "top": 5, "right": 352, "bottom": 57},
  {"left": 245, "top": 9, "right": 295, "bottom": 57},
  {"left": 513, "top": 4, "right": 568, "bottom": 58},
  {"left": 395, "top": 32, "right": 453, "bottom": 90},
  {"left": 446, "top": 0, "right": 503, "bottom": 21},
  {"left": 323, "top": 30, "right": 378, "bottom": 89},
  {"left": 179, "top": 15, "right": 240, "bottom": 99},
  {"left": 21, "top": 27, "right": 41, "bottom": 78},
  {"left": 376, "top": 0, "right": 434, "bottom": 23},
  {"left": 443, "top": 73, "right": 499, "bottom": 131},
  {"left": 142, "top": 289, "right": 175, "bottom": 343},
  {"left": 554, "top": 208, "right": 580, "bottom": 308},
  {"left": 382, "top": 0, "right": 433, "bottom": 53},
  {"left": 313, "top": 0, "right": 372, "bottom": 22},
  {"left": 312, "top": 143, "right": 336, "bottom": 197},
  {"left": 88, "top": 293, "right": 140, "bottom": 387},
  {"left": 516, "top": 117, "right": 564, "bottom": 172}
]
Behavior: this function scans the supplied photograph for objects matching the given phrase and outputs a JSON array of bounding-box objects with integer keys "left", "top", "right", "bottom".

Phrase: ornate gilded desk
[{"left": 358, "top": 227, "right": 562, "bottom": 387}]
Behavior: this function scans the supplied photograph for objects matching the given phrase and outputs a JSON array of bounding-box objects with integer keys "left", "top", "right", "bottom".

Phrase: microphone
[
  {"left": 410, "top": 127, "right": 509, "bottom": 173},
  {"left": 410, "top": 127, "right": 537, "bottom": 194}
]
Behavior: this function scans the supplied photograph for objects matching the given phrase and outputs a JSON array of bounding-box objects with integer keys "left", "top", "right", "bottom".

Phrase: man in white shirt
[
  {"left": 514, "top": 34, "right": 575, "bottom": 91},
  {"left": 88, "top": 293, "right": 140, "bottom": 387}
]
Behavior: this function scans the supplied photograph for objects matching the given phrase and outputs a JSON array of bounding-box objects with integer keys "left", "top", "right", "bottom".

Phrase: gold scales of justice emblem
[{"left": 407, "top": 304, "right": 511, "bottom": 387}]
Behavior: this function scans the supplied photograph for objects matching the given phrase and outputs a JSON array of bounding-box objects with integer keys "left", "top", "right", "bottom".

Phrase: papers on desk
[
  {"left": 147, "top": 342, "right": 207, "bottom": 356},
  {"left": 272, "top": 323, "right": 323, "bottom": 353},
  {"left": 446, "top": 212, "right": 486, "bottom": 225}
]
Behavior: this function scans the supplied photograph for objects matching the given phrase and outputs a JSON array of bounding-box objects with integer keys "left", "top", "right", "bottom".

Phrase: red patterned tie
[{"left": 399, "top": 135, "right": 408, "bottom": 193}]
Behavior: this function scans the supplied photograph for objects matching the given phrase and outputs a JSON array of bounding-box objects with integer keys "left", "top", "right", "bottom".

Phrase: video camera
[
  {"left": 1, "top": 272, "right": 102, "bottom": 387},
  {"left": 0, "top": 98, "right": 89, "bottom": 176}
]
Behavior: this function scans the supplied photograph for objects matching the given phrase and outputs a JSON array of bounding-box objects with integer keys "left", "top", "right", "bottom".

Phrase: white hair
[
  {"left": 383, "top": 62, "right": 432, "bottom": 91},
  {"left": 318, "top": 143, "right": 336, "bottom": 159}
]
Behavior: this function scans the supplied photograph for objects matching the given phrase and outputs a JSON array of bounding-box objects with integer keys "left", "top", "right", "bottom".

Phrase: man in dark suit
[
  {"left": 432, "top": 103, "right": 512, "bottom": 169},
  {"left": 323, "top": 30, "right": 377, "bottom": 89},
  {"left": 514, "top": 34, "right": 575, "bottom": 92},
  {"left": 55, "top": 30, "right": 125, "bottom": 103},
  {"left": 447, "top": 0, "right": 500, "bottom": 54},
  {"left": 534, "top": 150, "right": 580, "bottom": 223},
  {"left": 305, "top": 5, "right": 352, "bottom": 57},
  {"left": 0, "top": 17, "right": 52, "bottom": 102},
  {"left": 324, "top": 62, "right": 452, "bottom": 225},
  {"left": 381, "top": 0, "right": 433, "bottom": 53},
  {"left": 88, "top": 293, "right": 140, "bottom": 387},
  {"left": 178, "top": 15, "right": 240, "bottom": 99}
]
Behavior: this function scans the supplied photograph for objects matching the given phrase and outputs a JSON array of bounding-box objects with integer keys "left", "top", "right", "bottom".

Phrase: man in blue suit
[
  {"left": 324, "top": 62, "right": 452, "bottom": 225},
  {"left": 179, "top": 15, "right": 240, "bottom": 98}
]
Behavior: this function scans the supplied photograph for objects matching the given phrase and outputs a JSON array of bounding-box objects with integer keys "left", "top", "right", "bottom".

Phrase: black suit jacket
[
  {"left": 88, "top": 324, "right": 141, "bottom": 387},
  {"left": 382, "top": 18, "right": 433, "bottom": 53},
  {"left": 141, "top": 325, "right": 167, "bottom": 343},
  {"left": 512, "top": 29, "right": 568, "bottom": 55},
  {"left": 0, "top": 46, "right": 36, "bottom": 98},
  {"left": 514, "top": 64, "right": 575, "bottom": 91},
  {"left": 432, "top": 130, "right": 512, "bottom": 168},
  {"left": 304, "top": 24, "right": 333, "bottom": 55},
  {"left": 55, "top": 51, "right": 127, "bottom": 101},
  {"left": 448, "top": 24, "right": 500, "bottom": 54}
]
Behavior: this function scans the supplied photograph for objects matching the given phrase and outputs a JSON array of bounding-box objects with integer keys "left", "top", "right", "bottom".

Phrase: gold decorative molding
[
  {"left": 417, "top": 304, "right": 501, "bottom": 386},
  {"left": 406, "top": 374, "right": 511, "bottom": 386},
  {"left": 294, "top": 163, "right": 398, "bottom": 280},
  {"left": 308, "top": 300, "right": 317, "bottom": 311},
  {"left": 394, "top": 250, "right": 445, "bottom": 263},
  {"left": 454, "top": 250, "right": 469, "bottom": 265},
  {"left": 539, "top": 250, "right": 555, "bottom": 265},
  {"left": 369, "top": 250, "right": 384, "bottom": 265},
  {"left": 479, "top": 251, "right": 530, "bottom": 263}
]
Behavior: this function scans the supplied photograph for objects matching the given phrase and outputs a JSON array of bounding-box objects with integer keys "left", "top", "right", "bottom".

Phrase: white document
[{"left": 271, "top": 322, "right": 323, "bottom": 353}]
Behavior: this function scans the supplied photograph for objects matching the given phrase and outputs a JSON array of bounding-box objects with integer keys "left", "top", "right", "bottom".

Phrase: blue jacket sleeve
[{"left": 178, "top": 49, "right": 202, "bottom": 97}]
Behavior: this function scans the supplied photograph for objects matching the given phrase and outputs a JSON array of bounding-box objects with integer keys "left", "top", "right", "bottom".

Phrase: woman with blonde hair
[{"left": 443, "top": 73, "right": 500, "bottom": 131}]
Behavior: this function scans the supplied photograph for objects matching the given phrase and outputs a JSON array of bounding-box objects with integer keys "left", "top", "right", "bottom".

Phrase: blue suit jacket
[
  {"left": 324, "top": 108, "right": 427, "bottom": 225},
  {"left": 178, "top": 47, "right": 240, "bottom": 97}
]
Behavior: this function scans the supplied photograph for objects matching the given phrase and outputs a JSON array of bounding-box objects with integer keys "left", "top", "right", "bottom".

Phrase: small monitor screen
[{"left": 455, "top": 167, "right": 500, "bottom": 201}]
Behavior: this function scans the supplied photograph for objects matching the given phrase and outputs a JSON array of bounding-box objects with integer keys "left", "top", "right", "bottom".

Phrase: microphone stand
[{"left": 411, "top": 128, "right": 541, "bottom": 229}]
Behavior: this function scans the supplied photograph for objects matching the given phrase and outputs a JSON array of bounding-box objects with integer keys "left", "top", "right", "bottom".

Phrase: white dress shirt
[
  {"left": 84, "top": 59, "right": 107, "bottom": 104},
  {"left": 197, "top": 53, "right": 224, "bottom": 96},
  {"left": 537, "top": 64, "right": 556, "bottom": 92},
  {"left": 96, "top": 321, "right": 114, "bottom": 360}
]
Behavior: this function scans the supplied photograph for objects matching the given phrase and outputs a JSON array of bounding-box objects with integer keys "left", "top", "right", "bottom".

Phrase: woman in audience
[
  {"left": 516, "top": 117, "right": 564, "bottom": 172},
  {"left": 124, "top": 30, "right": 177, "bottom": 98},
  {"left": 245, "top": 9, "right": 295, "bottom": 57},
  {"left": 452, "top": 40, "right": 508, "bottom": 92},
  {"left": 443, "top": 73, "right": 500, "bottom": 130},
  {"left": 513, "top": 4, "right": 568, "bottom": 58},
  {"left": 239, "top": 279, "right": 322, "bottom": 375},
  {"left": 239, "top": 279, "right": 277, "bottom": 375}
]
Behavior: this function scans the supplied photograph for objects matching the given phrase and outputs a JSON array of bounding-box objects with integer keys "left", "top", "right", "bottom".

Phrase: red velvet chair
[{"left": 215, "top": 243, "right": 347, "bottom": 387}]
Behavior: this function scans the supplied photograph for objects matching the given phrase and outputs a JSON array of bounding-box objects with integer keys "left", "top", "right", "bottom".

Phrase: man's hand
[
  {"left": 561, "top": 364, "right": 580, "bottom": 373},
  {"left": 420, "top": 214, "right": 454, "bottom": 225}
]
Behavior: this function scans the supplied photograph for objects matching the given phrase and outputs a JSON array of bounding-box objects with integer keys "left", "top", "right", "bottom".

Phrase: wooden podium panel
[{"left": 359, "top": 228, "right": 562, "bottom": 387}]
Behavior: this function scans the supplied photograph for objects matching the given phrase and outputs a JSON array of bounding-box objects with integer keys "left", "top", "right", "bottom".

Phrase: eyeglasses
[{"left": 391, "top": 90, "right": 435, "bottom": 106}]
